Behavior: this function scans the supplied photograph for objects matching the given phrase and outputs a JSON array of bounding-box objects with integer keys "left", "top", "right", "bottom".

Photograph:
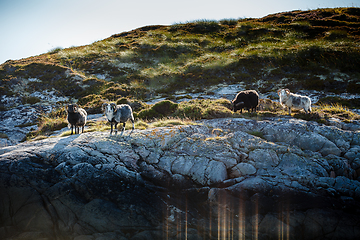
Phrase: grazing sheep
[
  {"left": 102, "top": 103, "right": 135, "bottom": 135},
  {"left": 277, "top": 89, "right": 312, "bottom": 115},
  {"left": 67, "top": 104, "right": 87, "bottom": 135},
  {"left": 232, "top": 90, "right": 259, "bottom": 113}
]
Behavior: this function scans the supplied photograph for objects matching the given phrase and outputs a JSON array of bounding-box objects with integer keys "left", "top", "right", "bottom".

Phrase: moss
[
  {"left": 0, "top": 133, "right": 9, "bottom": 139},
  {"left": 248, "top": 131, "right": 264, "bottom": 139},
  {"left": 22, "top": 96, "right": 41, "bottom": 105}
]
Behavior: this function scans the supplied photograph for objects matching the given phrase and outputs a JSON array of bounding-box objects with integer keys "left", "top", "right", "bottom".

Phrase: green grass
[
  {"left": 25, "top": 116, "right": 68, "bottom": 141},
  {"left": 23, "top": 97, "right": 360, "bottom": 142},
  {"left": 136, "top": 99, "right": 234, "bottom": 120},
  {"left": 2, "top": 7, "right": 360, "bottom": 143},
  {"left": 3, "top": 8, "right": 359, "bottom": 99}
]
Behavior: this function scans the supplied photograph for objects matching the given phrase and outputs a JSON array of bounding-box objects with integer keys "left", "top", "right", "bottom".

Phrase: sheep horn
[
  {"left": 235, "top": 102, "right": 244, "bottom": 107},
  {"left": 277, "top": 89, "right": 281, "bottom": 96},
  {"left": 284, "top": 89, "right": 290, "bottom": 94},
  {"left": 110, "top": 103, "right": 117, "bottom": 112},
  {"left": 101, "top": 103, "right": 108, "bottom": 112}
]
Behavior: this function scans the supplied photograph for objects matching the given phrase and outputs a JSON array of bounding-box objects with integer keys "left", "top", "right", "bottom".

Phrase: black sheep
[
  {"left": 67, "top": 104, "right": 87, "bottom": 135},
  {"left": 232, "top": 90, "right": 259, "bottom": 113}
]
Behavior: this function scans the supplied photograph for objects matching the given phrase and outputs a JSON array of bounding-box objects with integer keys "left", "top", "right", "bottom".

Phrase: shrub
[
  {"left": 137, "top": 100, "right": 178, "bottom": 119},
  {"left": 174, "top": 99, "right": 233, "bottom": 120},
  {"left": 116, "top": 97, "right": 147, "bottom": 111},
  {"left": 175, "top": 104, "right": 203, "bottom": 120},
  {"left": 22, "top": 96, "right": 41, "bottom": 105},
  {"left": 324, "top": 30, "right": 348, "bottom": 40},
  {"left": 26, "top": 115, "right": 68, "bottom": 141},
  {"left": 48, "top": 47, "right": 63, "bottom": 54},
  {"left": 79, "top": 94, "right": 104, "bottom": 114},
  {"left": 152, "top": 100, "right": 178, "bottom": 115},
  {"left": 134, "top": 120, "right": 149, "bottom": 130},
  {"left": 318, "top": 96, "right": 360, "bottom": 109},
  {"left": 137, "top": 108, "right": 159, "bottom": 119}
]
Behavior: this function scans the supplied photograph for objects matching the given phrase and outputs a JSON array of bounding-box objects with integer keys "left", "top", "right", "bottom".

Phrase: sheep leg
[
  {"left": 126, "top": 119, "right": 134, "bottom": 137},
  {"left": 70, "top": 125, "right": 74, "bottom": 135},
  {"left": 288, "top": 107, "right": 292, "bottom": 115},
  {"left": 110, "top": 123, "right": 113, "bottom": 134},
  {"left": 304, "top": 107, "right": 311, "bottom": 114},
  {"left": 114, "top": 123, "right": 118, "bottom": 134},
  {"left": 81, "top": 126, "right": 84, "bottom": 133},
  {"left": 120, "top": 123, "right": 125, "bottom": 135}
]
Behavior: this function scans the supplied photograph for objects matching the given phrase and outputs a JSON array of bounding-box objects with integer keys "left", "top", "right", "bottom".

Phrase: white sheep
[
  {"left": 277, "top": 89, "right": 311, "bottom": 115},
  {"left": 102, "top": 103, "right": 135, "bottom": 135}
]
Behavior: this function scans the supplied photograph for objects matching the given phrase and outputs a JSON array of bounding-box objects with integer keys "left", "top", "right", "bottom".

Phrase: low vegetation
[
  {"left": 1, "top": 8, "right": 360, "bottom": 141},
  {"left": 2, "top": 8, "right": 360, "bottom": 100},
  {"left": 23, "top": 97, "right": 359, "bottom": 141}
]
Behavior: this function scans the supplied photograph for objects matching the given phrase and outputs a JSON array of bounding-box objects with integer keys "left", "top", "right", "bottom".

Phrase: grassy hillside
[{"left": 1, "top": 7, "right": 360, "bottom": 139}]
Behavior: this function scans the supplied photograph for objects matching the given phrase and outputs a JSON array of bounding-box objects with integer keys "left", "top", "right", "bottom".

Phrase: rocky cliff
[{"left": 1, "top": 117, "right": 360, "bottom": 240}]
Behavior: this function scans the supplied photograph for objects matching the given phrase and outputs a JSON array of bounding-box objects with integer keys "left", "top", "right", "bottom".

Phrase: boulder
[{"left": 1, "top": 118, "right": 360, "bottom": 239}]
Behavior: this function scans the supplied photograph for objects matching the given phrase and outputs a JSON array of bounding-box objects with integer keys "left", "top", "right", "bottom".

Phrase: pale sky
[{"left": 0, "top": 0, "right": 359, "bottom": 64}]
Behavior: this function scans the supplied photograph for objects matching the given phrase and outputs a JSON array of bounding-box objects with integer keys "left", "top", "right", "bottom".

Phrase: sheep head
[
  {"left": 102, "top": 103, "right": 117, "bottom": 114},
  {"left": 233, "top": 101, "right": 244, "bottom": 111},
  {"left": 67, "top": 104, "right": 78, "bottom": 113},
  {"left": 277, "top": 89, "right": 290, "bottom": 98},
  {"left": 102, "top": 103, "right": 118, "bottom": 122},
  {"left": 235, "top": 101, "right": 245, "bottom": 107}
]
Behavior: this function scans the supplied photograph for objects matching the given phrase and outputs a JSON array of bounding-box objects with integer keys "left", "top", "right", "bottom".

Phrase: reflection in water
[{"left": 162, "top": 190, "right": 292, "bottom": 240}]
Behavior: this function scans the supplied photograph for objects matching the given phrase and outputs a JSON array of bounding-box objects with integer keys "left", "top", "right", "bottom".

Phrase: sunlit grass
[
  {"left": 26, "top": 116, "right": 68, "bottom": 141},
  {"left": 316, "top": 103, "right": 360, "bottom": 120},
  {"left": 58, "top": 38, "right": 127, "bottom": 59},
  {"left": 57, "top": 117, "right": 197, "bottom": 138},
  {"left": 151, "top": 117, "right": 197, "bottom": 128},
  {"left": 24, "top": 98, "right": 360, "bottom": 142}
]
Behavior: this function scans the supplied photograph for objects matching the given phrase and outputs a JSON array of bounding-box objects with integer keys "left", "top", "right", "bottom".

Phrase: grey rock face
[{"left": 1, "top": 117, "right": 360, "bottom": 240}]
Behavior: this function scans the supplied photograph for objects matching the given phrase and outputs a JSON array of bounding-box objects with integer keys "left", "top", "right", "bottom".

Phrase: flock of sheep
[
  {"left": 67, "top": 88, "right": 311, "bottom": 135},
  {"left": 67, "top": 103, "right": 135, "bottom": 135}
]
